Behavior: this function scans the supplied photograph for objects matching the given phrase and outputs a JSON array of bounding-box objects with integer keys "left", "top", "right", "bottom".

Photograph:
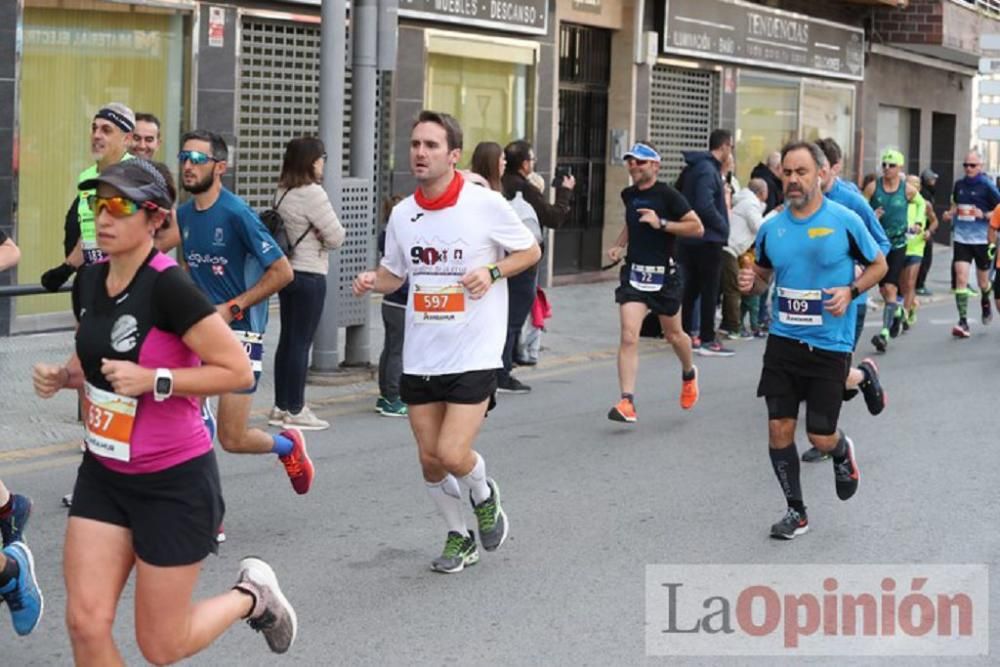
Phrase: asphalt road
[{"left": 3, "top": 295, "right": 998, "bottom": 666}]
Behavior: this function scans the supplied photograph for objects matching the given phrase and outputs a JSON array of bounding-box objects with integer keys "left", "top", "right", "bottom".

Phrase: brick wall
[{"left": 871, "top": 0, "right": 945, "bottom": 45}]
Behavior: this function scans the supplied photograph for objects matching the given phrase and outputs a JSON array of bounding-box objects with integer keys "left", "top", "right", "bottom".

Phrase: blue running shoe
[
  {"left": 202, "top": 400, "right": 217, "bottom": 442},
  {"left": 0, "top": 494, "right": 32, "bottom": 546},
  {"left": 1, "top": 542, "right": 43, "bottom": 636}
]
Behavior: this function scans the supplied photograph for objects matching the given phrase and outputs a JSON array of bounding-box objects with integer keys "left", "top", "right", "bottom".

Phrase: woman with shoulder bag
[{"left": 269, "top": 138, "right": 346, "bottom": 431}]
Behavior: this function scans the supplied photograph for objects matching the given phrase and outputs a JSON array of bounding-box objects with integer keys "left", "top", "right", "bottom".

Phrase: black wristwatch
[
  {"left": 228, "top": 300, "right": 244, "bottom": 321},
  {"left": 487, "top": 264, "right": 503, "bottom": 283},
  {"left": 849, "top": 284, "right": 861, "bottom": 300}
]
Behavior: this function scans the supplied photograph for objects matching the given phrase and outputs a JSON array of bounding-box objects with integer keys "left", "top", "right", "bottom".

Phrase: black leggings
[
  {"left": 679, "top": 242, "right": 724, "bottom": 343},
  {"left": 274, "top": 271, "right": 327, "bottom": 413}
]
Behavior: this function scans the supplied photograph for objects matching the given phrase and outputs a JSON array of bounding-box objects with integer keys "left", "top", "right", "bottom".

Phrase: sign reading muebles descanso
[
  {"left": 662, "top": 0, "right": 864, "bottom": 81},
  {"left": 399, "top": 0, "right": 548, "bottom": 35}
]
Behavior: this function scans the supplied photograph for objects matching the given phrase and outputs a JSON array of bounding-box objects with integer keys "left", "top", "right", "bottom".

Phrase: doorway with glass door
[{"left": 554, "top": 23, "right": 610, "bottom": 274}]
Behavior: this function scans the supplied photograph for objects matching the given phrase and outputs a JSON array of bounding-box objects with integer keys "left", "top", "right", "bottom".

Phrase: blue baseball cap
[{"left": 623, "top": 143, "right": 661, "bottom": 163}]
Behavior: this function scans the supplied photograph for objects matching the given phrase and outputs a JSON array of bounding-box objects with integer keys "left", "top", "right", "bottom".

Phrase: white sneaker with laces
[
  {"left": 268, "top": 407, "right": 287, "bottom": 427},
  {"left": 282, "top": 406, "right": 330, "bottom": 431}
]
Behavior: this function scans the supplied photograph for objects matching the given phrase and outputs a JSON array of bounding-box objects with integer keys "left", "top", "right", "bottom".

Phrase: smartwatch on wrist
[
  {"left": 228, "top": 300, "right": 244, "bottom": 321},
  {"left": 487, "top": 264, "right": 503, "bottom": 283},
  {"left": 154, "top": 368, "right": 173, "bottom": 402},
  {"left": 849, "top": 284, "right": 861, "bottom": 300}
]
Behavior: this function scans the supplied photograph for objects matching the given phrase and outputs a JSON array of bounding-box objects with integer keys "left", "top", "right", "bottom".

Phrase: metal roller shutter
[{"left": 649, "top": 65, "right": 719, "bottom": 184}]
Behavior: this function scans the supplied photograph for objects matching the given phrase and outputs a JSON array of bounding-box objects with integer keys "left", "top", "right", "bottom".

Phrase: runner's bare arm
[
  {"left": 665, "top": 210, "right": 704, "bottom": 238},
  {"left": 33, "top": 354, "right": 84, "bottom": 398},
  {"left": 495, "top": 242, "right": 542, "bottom": 280},
  {"left": 229, "top": 256, "right": 294, "bottom": 313},
  {"left": 853, "top": 251, "right": 888, "bottom": 294},
  {"left": 353, "top": 265, "right": 405, "bottom": 296},
  {"left": 98, "top": 313, "right": 254, "bottom": 397},
  {"left": 925, "top": 202, "right": 938, "bottom": 237},
  {"left": 461, "top": 242, "right": 541, "bottom": 299}
]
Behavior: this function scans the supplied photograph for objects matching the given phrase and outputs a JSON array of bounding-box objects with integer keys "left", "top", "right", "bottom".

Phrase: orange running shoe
[
  {"left": 608, "top": 397, "right": 637, "bottom": 423},
  {"left": 279, "top": 428, "right": 314, "bottom": 495},
  {"left": 680, "top": 365, "right": 699, "bottom": 410}
]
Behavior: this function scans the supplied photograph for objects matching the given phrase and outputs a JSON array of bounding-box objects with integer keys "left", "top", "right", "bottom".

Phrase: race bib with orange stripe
[
  {"left": 82, "top": 381, "right": 137, "bottom": 462},
  {"left": 413, "top": 284, "right": 466, "bottom": 324}
]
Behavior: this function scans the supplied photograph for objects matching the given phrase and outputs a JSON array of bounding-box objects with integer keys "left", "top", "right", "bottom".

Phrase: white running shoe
[
  {"left": 267, "top": 407, "right": 287, "bottom": 427},
  {"left": 234, "top": 557, "right": 297, "bottom": 654},
  {"left": 282, "top": 406, "right": 330, "bottom": 431}
]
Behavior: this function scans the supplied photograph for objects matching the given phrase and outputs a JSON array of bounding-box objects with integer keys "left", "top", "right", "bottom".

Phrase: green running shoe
[
  {"left": 378, "top": 397, "right": 408, "bottom": 418},
  {"left": 471, "top": 479, "right": 509, "bottom": 552},
  {"left": 430, "top": 531, "right": 479, "bottom": 573}
]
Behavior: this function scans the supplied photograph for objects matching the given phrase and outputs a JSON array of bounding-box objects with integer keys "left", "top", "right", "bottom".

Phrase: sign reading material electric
[
  {"left": 399, "top": 0, "right": 547, "bottom": 35},
  {"left": 662, "top": 0, "right": 864, "bottom": 81}
]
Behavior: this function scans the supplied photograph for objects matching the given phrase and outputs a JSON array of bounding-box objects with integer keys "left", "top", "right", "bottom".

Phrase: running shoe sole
[
  {"left": 239, "top": 557, "right": 297, "bottom": 653},
  {"left": 871, "top": 334, "right": 887, "bottom": 352},
  {"left": 695, "top": 347, "right": 735, "bottom": 358},
  {"left": 430, "top": 550, "right": 480, "bottom": 574},
  {"left": 607, "top": 406, "right": 636, "bottom": 423},
  {"left": 770, "top": 524, "right": 810, "bottom": 540},
  {"left": 952, "top": 326, "right": 970, "bottom": 339}
]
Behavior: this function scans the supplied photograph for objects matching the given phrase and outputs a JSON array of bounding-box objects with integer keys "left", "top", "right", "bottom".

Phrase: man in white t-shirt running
[{"left": 353, "top": 111, "right": 540, "bottom": 573}]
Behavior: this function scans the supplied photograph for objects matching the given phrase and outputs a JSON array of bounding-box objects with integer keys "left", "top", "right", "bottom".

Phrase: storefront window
[
  {"left": 802, "top": 82, "right": 854, "bottom": 180},
  {"left": 17, "top": 3, "right": 189, "bottom": 318},
  {"left": 425, "top": 34, "right": 535, "bottom": 167},
  {"left": 735, "top": 75, "right": 799, "bottom": 186}
]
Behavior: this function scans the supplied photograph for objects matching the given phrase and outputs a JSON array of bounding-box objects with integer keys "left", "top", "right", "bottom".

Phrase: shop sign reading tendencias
[{"left": 662, "top": 0, "right": 864, "bottom": 81}]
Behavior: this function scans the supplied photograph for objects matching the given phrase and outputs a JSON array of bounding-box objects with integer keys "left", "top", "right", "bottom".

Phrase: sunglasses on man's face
[
  {"left": 177, "top": 150, "right": 218, "bottom": 166},
  {"left": 88, "top": 195, "right": 158, "bottom": 218},
  {"left": 963, "top": 162, "right": 980, "bottom": 168},
  {"left": 881, "top": 163, "right": 898, "bottom": 169}
]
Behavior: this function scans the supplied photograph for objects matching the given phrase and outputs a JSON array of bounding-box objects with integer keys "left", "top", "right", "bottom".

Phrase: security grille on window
[
  {"left": 649, "top": 65, "right": 719, "bottom": 184},
  {"left": 235, "top": 17, "right": 353, "bottom": 212}
]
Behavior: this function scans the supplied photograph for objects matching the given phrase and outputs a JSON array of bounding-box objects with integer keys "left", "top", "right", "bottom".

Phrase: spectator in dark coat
[
  {"left": 750, "top": 150, "right": 783, "bottom": 214},
  {"left": 676, "top": 128, "right": 735, "bottom": 357}
]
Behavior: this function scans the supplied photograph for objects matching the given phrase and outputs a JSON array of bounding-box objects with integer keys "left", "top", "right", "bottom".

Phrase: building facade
[{"left": 3, "top": 0, "right": 998, "bottom": 334}]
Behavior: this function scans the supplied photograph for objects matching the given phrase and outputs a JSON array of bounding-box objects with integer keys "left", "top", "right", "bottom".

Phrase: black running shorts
[
  {"left": 953, "top": 242, "right": 990, "bottom": 271},
  {"left": 879, "top": 247, "right": 907, "bottom": 288},
  {"left": 401, "top": 369, "right": 498, "bottom": 409},
  {"left": 614, "top": 264, "right": 683, "bottom": 317},
  {"left": 756, "top": 335, "right": 852, "bottom": 436},
  {"left": 69, "top": 450, "right": 224, "bottom": 566}
]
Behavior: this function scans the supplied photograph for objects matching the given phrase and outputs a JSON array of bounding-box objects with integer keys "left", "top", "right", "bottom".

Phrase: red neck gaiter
[{"left": 414, "top": 171, "right": 464, "bottom": 210}]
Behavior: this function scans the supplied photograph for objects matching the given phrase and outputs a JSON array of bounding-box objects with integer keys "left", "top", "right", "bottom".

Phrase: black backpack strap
[
  {"left": 290, "top": 223, "right": 315, "bottom": 251},
  {"left": 273, "top": 188, "right": 291, "bottom": 210}
]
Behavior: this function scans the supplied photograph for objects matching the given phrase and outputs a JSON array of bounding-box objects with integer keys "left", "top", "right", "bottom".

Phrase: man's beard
[
  {"left": 183, "top": 171, "right": 214, "bottom": 194},
  {"left": 785, "top": 186, "right": 815, "bottom": 210}
]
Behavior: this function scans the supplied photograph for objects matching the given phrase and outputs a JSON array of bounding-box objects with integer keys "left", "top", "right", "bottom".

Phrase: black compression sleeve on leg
[{"left": 769, "top": 444, "right": 804, "bottom": 512}]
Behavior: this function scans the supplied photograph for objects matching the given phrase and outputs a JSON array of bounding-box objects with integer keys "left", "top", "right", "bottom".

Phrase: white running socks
[
  {"left": 459, "top": 452, "right": 491, "bottom": 505},
  {"left": 425, "top": 475, "right": 467, "bottom": 535}
]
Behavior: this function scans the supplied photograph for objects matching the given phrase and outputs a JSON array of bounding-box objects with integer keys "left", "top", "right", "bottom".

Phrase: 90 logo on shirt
[{"left": 410, "top": 246, "right": 464, "bottom": 266}]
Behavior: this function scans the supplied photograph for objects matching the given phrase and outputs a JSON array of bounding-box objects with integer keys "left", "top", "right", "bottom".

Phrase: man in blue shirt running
[
  {"left": 170, "top": 131, "right": 311, "bottom": 496},
  {"left": 941, "top": 149, "right": 1000, "bottom": 337},
  {"left": 740, "top": 141, "right": 886, "bottom": 540},
  {"left": 796, "top": 138, "right": 891, "bottom": 465}
]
